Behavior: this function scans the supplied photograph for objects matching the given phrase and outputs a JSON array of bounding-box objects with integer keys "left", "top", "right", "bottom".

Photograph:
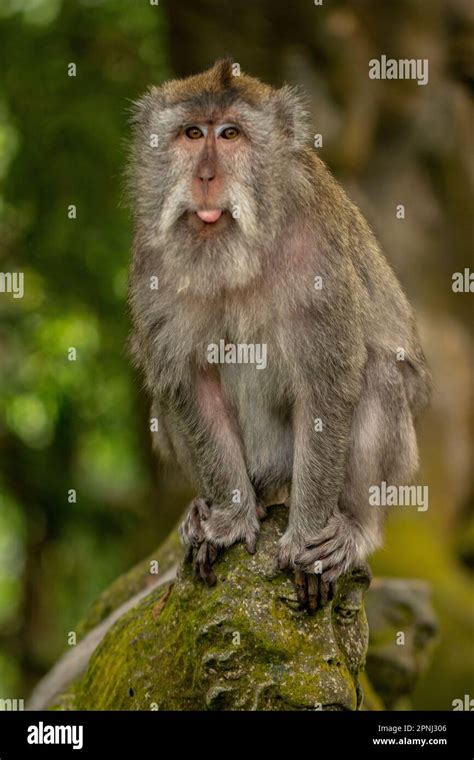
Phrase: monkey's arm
[
  {"left": 279, "top": 343, "right": 420, "bottom": 611},
  {"left": 274, "top": 272, "right": 379, "bottom": 608},
  {"left": 158, "top": 370, "right": 261, "bottom": 584},
  {"left": 278, "top": 378, "right": 363, "bottom": 603},
  {"left": 130, "top": 304, "right": 261, "bottom": 583}
]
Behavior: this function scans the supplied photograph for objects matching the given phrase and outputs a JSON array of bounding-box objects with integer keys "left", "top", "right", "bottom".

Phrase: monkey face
[
  {"left": 130, "top": 100, "right": 271, "bottom": 294},
  {"left": 174, "top": 115, "right": 249, "bottom": 237},
  {"left": 158, "top": 101, "right": 273, "bottom": 248},
  {"left": 129, "top": 59, "right": 310, "bottom": 295}
]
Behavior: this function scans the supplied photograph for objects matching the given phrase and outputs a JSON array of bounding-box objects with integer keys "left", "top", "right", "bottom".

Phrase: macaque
[{"left": 128, "top": 59, "right": 431, "bottom": 610}]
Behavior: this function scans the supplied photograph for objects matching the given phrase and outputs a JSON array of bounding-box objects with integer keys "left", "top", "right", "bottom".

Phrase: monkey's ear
[
  {"left": 128, "top": 86, "right": 163, "bottom": 128},
  {"left": 273, "top": 85, "right": 309, "bottom": 150}
]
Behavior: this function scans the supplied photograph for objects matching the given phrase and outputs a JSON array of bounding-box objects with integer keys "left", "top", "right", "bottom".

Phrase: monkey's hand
[{"left": 180, "top": 496, "right": 260, "bottom": 587}]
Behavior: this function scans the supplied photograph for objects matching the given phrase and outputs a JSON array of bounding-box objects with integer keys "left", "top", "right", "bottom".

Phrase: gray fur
[{"left": 128, "top": 61, "right": 431, "bottom": 600}]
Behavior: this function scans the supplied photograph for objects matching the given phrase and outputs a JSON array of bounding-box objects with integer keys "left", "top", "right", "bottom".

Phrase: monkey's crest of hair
[
  {"left": 130, "top": 58, "right": 308, "bottom": 131},
  {"left": 127, "top": 59, "right": 313, "bottom": 296},
  {"left": 156, "top": 58, "right": 270, "bottom": 107}
]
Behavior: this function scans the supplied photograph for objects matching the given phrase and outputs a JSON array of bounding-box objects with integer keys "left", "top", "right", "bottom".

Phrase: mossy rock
[
  {"left": 75, "top": 528, "right": 182, "bottom": 641},
  {"left": 55, "top": 505, "right": 372, "bottom": 711}
]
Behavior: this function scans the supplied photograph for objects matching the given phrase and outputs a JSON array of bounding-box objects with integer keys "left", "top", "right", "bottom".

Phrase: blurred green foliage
[
  {"left": 0, "top": 0, "right": 472, "bottom": 710},
  {"left": 0, "top": 0, "right": 171, "bottom": 696}
]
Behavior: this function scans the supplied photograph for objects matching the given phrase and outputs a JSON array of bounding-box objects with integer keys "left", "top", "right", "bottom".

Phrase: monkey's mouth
[
  {"left": 196, "top": 208, "right": 222, "bottom": 223},
  {"left": 185, "top": 208, "right": 231, "bottom": 235}
]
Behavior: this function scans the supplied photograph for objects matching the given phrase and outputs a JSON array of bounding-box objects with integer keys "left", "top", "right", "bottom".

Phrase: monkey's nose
[
  {"left": 197, "top": 158, "right": 216, "bottom": 182},
  {"left": 198, "top": 172, "right": 215, "bottom": 183}
]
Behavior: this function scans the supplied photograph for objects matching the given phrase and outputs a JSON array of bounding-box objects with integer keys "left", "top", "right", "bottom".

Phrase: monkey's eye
[
  {"left": 221, "top": 126, "right": 240, "bottom": 140},
  {"left": 185, "top": 126, "right": 204, "bottom": 140}
]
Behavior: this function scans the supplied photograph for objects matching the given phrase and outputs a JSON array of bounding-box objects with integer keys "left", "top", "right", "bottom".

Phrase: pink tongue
[{"left": 196, "top": 209, "right": 222, "bottom": 223}]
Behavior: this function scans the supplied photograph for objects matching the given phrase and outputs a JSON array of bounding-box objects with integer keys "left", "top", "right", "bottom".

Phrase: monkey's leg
[
  {"left": 149, "top": 398, "right": 176, "bottom": 463},
  {"left": 285, "top": 355, "right": 419, "bottom": 603},
  {"left": 162, "top": 372, "right": 260, "bottom": 584},
  {"left": 278, "top": 381, "right": 356, "bottom": 608}
]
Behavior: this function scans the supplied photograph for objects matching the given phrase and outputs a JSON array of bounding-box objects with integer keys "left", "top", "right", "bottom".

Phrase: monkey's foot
[
  {"left": 180, "top": 498, "right": 219, "bottom": 586},
  {"left": 294, "top": 570, "right": 334, "bottom": 612},
  {"left": 180, "top": 496, "right": 260, "bottom": 586},
  {"left": 293, "top": 513, "right": 372, "bottom": 584}
]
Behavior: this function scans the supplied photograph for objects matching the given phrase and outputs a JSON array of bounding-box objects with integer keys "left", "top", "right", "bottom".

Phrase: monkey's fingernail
[
  {"left": 256, "top": 504, "right": 267, "bottom": 520},
  {"left": 307, "top": 575, "right": 319, "bottom": 612},
  {"left": 294, "top": 570, "right": 308, "bottom": 607},
  {"left": 199, "top": 561, "right": 209, "bottom": 584},
  {"left": 246, "top": 538, "right": 257, "bottom": 554},
  {"left": 199, "top": 544, "right": 217, "bottom": 586},
  {"left": 204, "top": 568, "right": 217, "bottom": 587},
  {"left": 318, "top": 581, "right": 328, "bottom": 608}
]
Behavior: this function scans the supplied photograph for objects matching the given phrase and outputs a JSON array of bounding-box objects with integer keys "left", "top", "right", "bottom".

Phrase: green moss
[
  {"left": 57, "top": 506, "right": 371, "bottom": 711},
  {"left": 76, "top": 528, "right": 182, "bottom": 640}
]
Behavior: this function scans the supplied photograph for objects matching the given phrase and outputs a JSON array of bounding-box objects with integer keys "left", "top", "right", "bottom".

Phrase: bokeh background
[{"left": 0, "top": 0, "right": 472, "bottom": 710}]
